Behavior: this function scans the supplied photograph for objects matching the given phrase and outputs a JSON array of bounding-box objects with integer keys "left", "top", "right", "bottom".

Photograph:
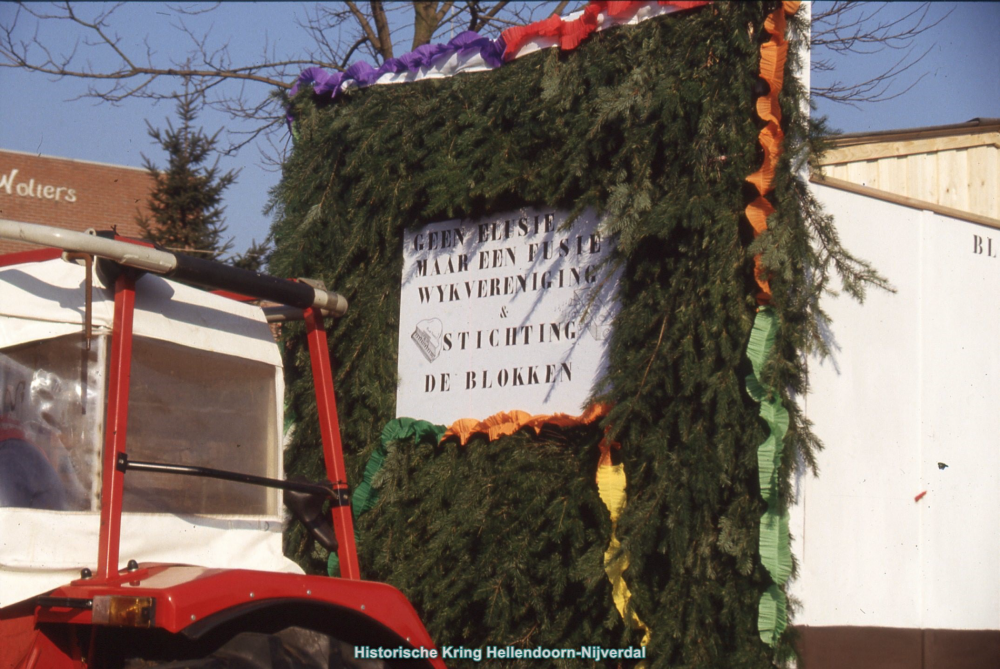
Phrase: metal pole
[
  {"left": 304, "top": 307, "right": 360, "bottom": 579},
  {"left": 96, "top": 272, "right": 136, "bottom": 578},
  {"left": 0, "top": 220, "right": 347, "bottom": 315}
]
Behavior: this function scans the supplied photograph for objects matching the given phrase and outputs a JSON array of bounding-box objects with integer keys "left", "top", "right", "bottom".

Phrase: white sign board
[{"left": 396, "top": 208, "right": 619, "bottom": 425}]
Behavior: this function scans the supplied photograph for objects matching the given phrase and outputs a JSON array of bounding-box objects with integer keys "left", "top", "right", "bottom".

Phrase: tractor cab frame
[{"left": 0, "top": 220, "right": 445, "bottom": 668}]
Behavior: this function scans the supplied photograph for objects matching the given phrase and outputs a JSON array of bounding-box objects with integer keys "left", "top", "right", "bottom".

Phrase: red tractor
[{"left": 0, "top": 221, "right": 446, "bottom": 668}]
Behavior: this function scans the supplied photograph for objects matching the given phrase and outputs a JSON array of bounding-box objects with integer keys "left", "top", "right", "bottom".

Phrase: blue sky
[
  {"left": 1, "top": 2, "right": 997, "bottom": 255},
  {"left": 812, "top": 2, "right": 999, "bottom": 133}
]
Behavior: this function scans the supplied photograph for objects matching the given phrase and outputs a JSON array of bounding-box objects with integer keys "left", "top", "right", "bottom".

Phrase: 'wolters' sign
[{"left": 397, "top": 207, "right": 619, "bottom": 425}]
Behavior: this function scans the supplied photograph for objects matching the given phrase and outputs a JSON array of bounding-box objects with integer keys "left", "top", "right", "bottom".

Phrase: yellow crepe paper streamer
[{"left": 596, "top": 442, "right": 651, "bottom": 661}]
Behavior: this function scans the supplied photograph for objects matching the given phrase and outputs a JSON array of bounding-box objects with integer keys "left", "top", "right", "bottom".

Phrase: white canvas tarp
[
  {"left": 0, "top": 258, "right": 281, "bottom": 366},
  {"left": 1, "top": 258, "right": 302, "bottom": 607}
]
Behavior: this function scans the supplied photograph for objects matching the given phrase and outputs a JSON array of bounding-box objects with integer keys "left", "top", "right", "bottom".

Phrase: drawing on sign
[
  {"left": 396, "top": 208, "right": 620, "bottom": 426},
  {"left": 571, "top": 288, "right": 614, "bottom": 341},
  {"left": 412, "top": 318, "right": 444, "bottom": 362}
]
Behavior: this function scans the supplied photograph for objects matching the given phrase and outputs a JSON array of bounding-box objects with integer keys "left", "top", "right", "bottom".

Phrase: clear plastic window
[
  {"left": 122, "top": 338, "right": 279, "bottom": 516},
  {"left": 1, "top": 335, "right": 106, "bottom": 511}
]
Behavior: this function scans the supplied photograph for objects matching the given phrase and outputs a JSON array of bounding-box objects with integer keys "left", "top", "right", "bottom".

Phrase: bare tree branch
[
  {"left": 371, "top": 1, "right": 394, "bottom": 58},
  {"left": 412, "top": 1, "right": 440, "bottom": 49},
  {"left": 472, "top": 1, "right": 511, "bottom": 32},
  {"left": 550, "top": 2, "right": 571, "bottom": 19},
  {"left": 344, "top": 1, "right": 384, "bottom": 58},
  {"left": 810, "top": 1, "right": 951, "bottom": 107}
]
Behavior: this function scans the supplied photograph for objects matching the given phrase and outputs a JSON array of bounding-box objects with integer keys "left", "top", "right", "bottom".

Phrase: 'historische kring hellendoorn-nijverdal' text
[{"left": 355, "top": 645, "right": 647, "bottom": 662}]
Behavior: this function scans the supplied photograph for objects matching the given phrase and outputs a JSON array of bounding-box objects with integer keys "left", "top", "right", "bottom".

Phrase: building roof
[
  {"left": 0, "top": 147, "right": 147, "bottom": 173},
  {"left": 827, "top": 118, "right": 1000, "bottom": 148},
  {"left": 813, "top": 119, "right": 1000, "bottom": 230}
]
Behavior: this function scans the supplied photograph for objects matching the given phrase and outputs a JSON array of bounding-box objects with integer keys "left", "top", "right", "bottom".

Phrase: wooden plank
[
  {"left": 819, "top": 131, "right": 1000, "bottom": 165},
  {"left": 966, "top": 145, "right": 999, "bottom": 219},
  {"left": 876, "top": 156, "right": 908, "bottom": 199},
  {"left": 989, "top": 147, "right": 999, "bottom": 219},
  {"left": 810, "top": 173, "right": 1000, "bottom": 231},
  {"left": 818, "top": 163, "right": 848, "bottom": 181},
  {"left": 846, "top": 160, "right": 879, "bottom": 188},
  {"left": 904, "top": 153, "right": 937, "bottom": 203},
  {"left": 937, "top": 149, "right": 967, "bottom": 210},
  {"left": 967, "top": 146, "right": 988, "bottom": 218},
  {"left": 904, "top": 154, "right": 923, "bottom": 200},
  {"left": 830, "top": 120, "right": 1000, "bottom": 146}
]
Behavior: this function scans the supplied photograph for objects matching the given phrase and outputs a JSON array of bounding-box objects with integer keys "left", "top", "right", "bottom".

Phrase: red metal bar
[
  {"left": 210, "top": 289, "right": 258, "bottom": 303},
  {"left": 96, "top": 272, "right": 137, "bottom": 579},
  {"left": 0, "top": 247, "right": 62, "bottom": 267},
  {"left": 303, "top": 307, "right": 360, "bottom": 580}
]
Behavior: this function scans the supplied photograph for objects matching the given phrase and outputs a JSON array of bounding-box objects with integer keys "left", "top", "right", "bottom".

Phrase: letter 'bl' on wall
[{"left": 397, "top": 208, "right": 620, "bottom": 425}]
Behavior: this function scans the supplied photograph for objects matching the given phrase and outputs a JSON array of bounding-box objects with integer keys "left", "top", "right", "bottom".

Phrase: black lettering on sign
[
  {"left": 424, "top": 374, "right": 452, "bottom": 393},
  {"left": 973, "top": 234, "right": 997, "bottom": 258},
  {"left": 464, "top": 362, "right": 573, "bottom": 391}
]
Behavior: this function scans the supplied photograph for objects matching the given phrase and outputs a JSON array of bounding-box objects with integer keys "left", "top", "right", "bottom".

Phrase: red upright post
[
  {"left": 303, "top": 307, "right": 360, "bottom": 580},
  {"left": 96, "top": 272, "right": 137, "bottom": 579}
]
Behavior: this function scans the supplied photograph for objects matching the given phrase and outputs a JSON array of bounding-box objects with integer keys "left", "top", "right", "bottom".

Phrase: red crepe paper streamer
[{"left": 501, "top": 1, "right": 710, "bottom": 60}]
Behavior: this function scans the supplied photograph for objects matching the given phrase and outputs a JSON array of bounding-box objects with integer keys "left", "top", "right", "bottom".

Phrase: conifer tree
[
  {"left": 230, "top": 238, "right": 271, "bottom": 272},
  {"left": 137, "top": 84, "right": 237, "bottom": 258}
]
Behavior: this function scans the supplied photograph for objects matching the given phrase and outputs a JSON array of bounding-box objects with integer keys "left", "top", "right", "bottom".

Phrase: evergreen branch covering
[
  {"left": 271, "top": 2, "right": 883, "bottom": 665},
  {"left": 329, "top": 417, "right": 446, "bottom": 577},
  {"left": 359, "top": 419, "right": 447, "bottom": 518}
]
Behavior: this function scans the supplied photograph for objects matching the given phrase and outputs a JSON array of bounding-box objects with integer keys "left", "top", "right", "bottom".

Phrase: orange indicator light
[{"left": 91, "top": 595, "right": 156, "bottom": 628}]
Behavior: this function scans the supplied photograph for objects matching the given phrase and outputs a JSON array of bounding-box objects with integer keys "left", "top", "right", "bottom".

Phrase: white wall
[{"left": 788, "top": 184, "right": 1000, "bottom": 631}]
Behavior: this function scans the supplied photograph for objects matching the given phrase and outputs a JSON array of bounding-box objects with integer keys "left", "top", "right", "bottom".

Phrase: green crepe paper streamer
[
  {"left": 745, "top": 307, "right": 777, "bottom": 381},
  {"left": 745, "top": 306, "right": 793, "bottom": 646},
  {"left": 379, "top": 418, "right": 447, "bottom": 454},
  {"left": 327, "top": 417, "right": 446, "bottom": 576},
  {"left": 355, "top": 418, "right": 446, "bottom": 516},
  {"left": 351, "top": 446, "right": 387, "bottom": 517},
  {"left": 756, "top": 402, "right": 789, "bottom": 499},
  {"left": 759, "top": 508, "right": 791, "bottom": 586},
  {"left": 758, "top": 584, "right": 788, "bottom": 647}
]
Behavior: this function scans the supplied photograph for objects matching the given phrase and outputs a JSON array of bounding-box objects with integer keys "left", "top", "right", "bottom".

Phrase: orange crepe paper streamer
[
  {"left": 442, "top": 403, "right": 611, "bottom": 445},
  {"left": 744, "top": 1, "right": 799, "bottom": 305},
  {"left": 597, "top": 431, "right": 621, "bottom": 466}
]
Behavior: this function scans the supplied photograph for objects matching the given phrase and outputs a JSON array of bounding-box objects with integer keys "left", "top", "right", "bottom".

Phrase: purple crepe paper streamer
[{"left": 287, "top": 31, "right": 506, "bottom": 130}]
